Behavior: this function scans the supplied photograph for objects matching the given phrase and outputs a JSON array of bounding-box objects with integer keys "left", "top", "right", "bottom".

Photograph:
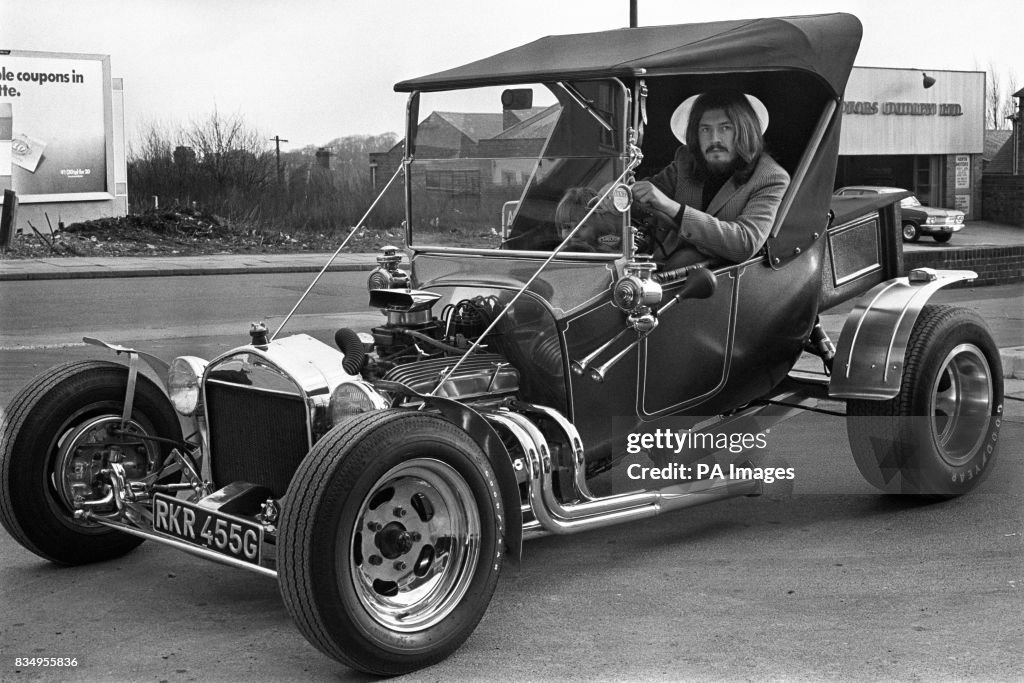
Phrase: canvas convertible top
[{"left": 395, "top": 13, "right": 862, "bottom": 97}]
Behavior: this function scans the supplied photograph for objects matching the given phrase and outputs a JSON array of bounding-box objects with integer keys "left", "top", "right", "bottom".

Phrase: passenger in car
[
  {"left": 554, "top": 186, "right": 622, "bottom": 252},
  {"left": 632, "top": 89, "right": 790, "bottom": 269}
]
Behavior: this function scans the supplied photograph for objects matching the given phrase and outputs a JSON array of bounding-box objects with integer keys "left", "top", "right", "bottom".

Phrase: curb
[
  {"left": 0, "top": 261, "right": 376, "bottom": 281},
  {"left": 1001, "top": 346, "right": 1024, "bottom": 380}
]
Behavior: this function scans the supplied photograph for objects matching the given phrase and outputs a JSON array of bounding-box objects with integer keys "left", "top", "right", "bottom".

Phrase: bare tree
[
  {"left": 127, "top": 111, "right": 404, "bottom": 231},
  {"left": 986, "top": 62, "right": 1019, "bottom": 130},
  {"left": 1002, "top": 72, "right": 1019, "bottom": 125},
  {"left": 185, "top": 108, "right": 273, "bottom": 191},
  {"left": 987, "top": 61, "right": 1003, "bottom": 130}
]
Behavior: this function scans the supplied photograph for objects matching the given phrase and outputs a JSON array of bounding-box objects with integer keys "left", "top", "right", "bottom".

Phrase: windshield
[
  {"left": 407, "top": 79, "right": 629, "bottom": 254},
  {"left": 900, "top": 196, "right": 922, "bottom": 208}
]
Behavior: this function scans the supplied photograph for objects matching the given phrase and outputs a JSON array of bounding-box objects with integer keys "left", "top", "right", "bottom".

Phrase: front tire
[
  {"left": 933, "top": 232, "right": 953, "bottom": 243},
  {"left": 278, "top": 410, "right": 504, "bottom": 675},
  {"left": 902, "top": 221, "right": 921, "bottom": 242},
  {"left": 846, "top": 305, "right": 1003, "bottom": 496},
  {"left": 0, "top": 361, "right": 183, "bottom": 564}
]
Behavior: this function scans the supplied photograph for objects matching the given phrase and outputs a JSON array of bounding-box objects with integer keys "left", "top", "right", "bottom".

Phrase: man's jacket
[{"left": 648, "top": 146, "right": 790, "bottom": 268}]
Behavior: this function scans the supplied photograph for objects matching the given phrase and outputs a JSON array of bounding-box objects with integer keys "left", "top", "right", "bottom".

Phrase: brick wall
[
  {"left": 982, "top": 175, "right": 1024, "bottom": 227},
  {"left": 943, "top": 153, "right": 983, "bottom": 219},
  {"left": 904, "top": 243, "right": 1024, "bottom": 286}
]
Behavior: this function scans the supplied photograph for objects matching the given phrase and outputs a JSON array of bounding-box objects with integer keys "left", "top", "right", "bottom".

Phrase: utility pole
[
  {"left": 270, "top": 135, "right": 289, "bottom": 186},
  {"left": 629, "top": 0, "right": 637, "bottom": 27}
]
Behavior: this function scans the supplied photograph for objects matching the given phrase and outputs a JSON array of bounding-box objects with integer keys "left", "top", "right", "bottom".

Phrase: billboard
[{"left": 0, "top": 51, "right": 111, "bottom": 199}]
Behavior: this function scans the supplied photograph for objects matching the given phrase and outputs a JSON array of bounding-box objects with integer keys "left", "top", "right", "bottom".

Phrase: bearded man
[{"left": 632, "top": 89, "right": 790, "bottom": 268}]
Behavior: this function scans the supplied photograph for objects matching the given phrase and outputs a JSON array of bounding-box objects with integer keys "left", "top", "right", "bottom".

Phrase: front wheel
[
  {"left": 846, "top": 305, "right": 1003, "bottom": 496},
  {"left": 902, "top": 222, "right": 921, "bottom": 242},
  {"left": 933, "top": 232, "right": 953, "bottom": 243},
  {"left": 277, "top": 410, "right": 504, "bottom": 675},
  {"left": 0, "top": 361, "right": 183, "bottom": 564}
]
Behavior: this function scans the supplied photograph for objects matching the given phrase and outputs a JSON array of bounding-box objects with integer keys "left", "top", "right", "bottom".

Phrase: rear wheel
[
  {"left": 901, "top": 222, "right": 920, "bottom": 242},
  {"left": 0, "top": 361, "right": 182, "bottom": 564},
  {"left": 846, "top": 305, "right": 1002, "bottom": 496},
  {"left": 278, "top": 410, "right": 504, "bottom": 675}
]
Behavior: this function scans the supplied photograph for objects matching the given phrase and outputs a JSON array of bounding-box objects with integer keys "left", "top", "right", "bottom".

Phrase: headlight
[
  {"left": 925, "top": 216, "right": 939, "bottom": 225},
  {"left": 329, "top": 381, "right": 389, "bottom": 423},
  {"left": 168, "top": 356, "right": 208, "bottom": 416}
]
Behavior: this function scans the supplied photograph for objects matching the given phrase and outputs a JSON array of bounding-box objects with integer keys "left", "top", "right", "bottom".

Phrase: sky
[{"left": 2, "top": 0, "right": 1020, "bottom": 150}]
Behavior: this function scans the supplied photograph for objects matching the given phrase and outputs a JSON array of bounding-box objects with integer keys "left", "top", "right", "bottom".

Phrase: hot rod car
[{"left": 0, "top": 13, "right": 1004, "bottom": 676}]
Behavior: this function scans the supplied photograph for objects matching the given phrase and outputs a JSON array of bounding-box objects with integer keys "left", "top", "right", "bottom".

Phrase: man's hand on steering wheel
[
  {"left": 632, "top": 181, "right": 681, "bottom": 221},
  {"left": 630, "top": 181, "right": 679, "bottom": 257}
]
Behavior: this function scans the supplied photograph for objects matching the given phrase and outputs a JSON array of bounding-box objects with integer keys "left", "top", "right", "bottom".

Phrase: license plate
[{"left": 152, "top": 494, "right": 263, "bottom": 565}]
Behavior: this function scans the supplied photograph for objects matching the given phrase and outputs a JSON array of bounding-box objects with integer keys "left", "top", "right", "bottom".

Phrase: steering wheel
[{"left": 630, "top": 204, "right": 678, "bottom": 258}]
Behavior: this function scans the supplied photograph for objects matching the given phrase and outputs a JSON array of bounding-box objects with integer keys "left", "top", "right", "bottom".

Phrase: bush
[{"left": 127, "top": 112, "right": 402, "bottom": 236}]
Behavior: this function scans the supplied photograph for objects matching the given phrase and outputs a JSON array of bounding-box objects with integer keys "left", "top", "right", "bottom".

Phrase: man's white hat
[{"left": 669, "top": 93, "right": 770, "bottom": 144}]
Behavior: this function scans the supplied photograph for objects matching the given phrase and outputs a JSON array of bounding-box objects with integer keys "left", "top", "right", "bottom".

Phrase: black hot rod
[{"left": 0, "top": 13, "right": 1003, "bottom": 676}]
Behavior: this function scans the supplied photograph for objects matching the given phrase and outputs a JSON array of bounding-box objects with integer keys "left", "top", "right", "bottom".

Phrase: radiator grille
[{"left": 205, "top": 380, "right": 309, "bottom": 498}]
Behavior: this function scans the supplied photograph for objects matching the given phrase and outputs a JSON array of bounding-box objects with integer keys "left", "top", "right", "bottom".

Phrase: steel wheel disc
[
  {"left": 928, "top": 344, "right": 993, "bottom": 465},
  {"left": 348, "top": 458, "right": 481, "bottom": 632}
]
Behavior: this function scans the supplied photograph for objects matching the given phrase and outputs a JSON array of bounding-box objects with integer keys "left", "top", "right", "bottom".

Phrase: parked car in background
[{"left": 833, "top": 186, "right": 965, "bottom": 242}]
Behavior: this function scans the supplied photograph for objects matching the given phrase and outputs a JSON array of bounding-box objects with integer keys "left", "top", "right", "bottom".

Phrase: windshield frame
[{"left": 401, "top": 78, "right": 634, "bottom": 261}]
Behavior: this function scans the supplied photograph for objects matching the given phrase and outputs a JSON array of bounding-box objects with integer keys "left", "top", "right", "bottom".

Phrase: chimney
[
  {"left": 1014, "top": 89, "right": 1023, "bottom": 176},
  {"left": 315, "top": 147, "right": 333, "bottom": 170},
  {"left": 501, "top": 88, "right": 533, "bottom": 129}
]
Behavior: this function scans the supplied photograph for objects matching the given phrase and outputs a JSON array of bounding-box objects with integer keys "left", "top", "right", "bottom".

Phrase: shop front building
[{"left": 836, "top": 67, "right": 984, "bottom": 218}]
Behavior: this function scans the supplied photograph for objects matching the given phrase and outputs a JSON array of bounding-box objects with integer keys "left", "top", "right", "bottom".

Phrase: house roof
[
  {"left": 986, "top": 139, "right": 1014, "bottom": 174},
  {"left": 491, "top": 105, "right": 559, "bottom": 140},
  {"left": 434, "top": 112, "right": 506, "bottom": 142},
  {"left": 985, "top": 129, "right": 1013, "bottom": 161},
  {"left": 396, "top": 13, "right": 862, "bottom": 97},
  {"left": 434, "top": 108, "right": 548, "bottom": 142}
]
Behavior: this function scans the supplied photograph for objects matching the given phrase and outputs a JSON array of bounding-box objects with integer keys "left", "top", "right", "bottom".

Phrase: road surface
[{"left": 1, "top": 272, "right": 1021, "bottom": 681}]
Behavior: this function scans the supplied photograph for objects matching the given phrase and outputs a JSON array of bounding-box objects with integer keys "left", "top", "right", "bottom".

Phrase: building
[
  {"left": 982, "top": 86, "right": 1023, "bottom": 226},
  {"left": 835, "top": 67, "right": 985, "bottom": 219},
  {"left": 372, "top": 68, "right": 991, "bottom": 221},
  {"left": 369, "top": 101, "right": 552, "bottom": 192}
]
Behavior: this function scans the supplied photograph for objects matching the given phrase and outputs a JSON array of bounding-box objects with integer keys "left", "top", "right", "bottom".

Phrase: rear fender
[{"left": 828, "top": 269, "right": 976, "bottom": 400}]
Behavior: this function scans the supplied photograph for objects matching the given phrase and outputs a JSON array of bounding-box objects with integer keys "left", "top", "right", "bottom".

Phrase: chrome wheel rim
[
  {"left": 929, "top": 344, "right": 993, "bottom": 466},
  {"left": 902, "top": 223, "right": 917, "bottom": 240},
  {"left": 349, "top": 458, "right": 480, "bottom": 632}
]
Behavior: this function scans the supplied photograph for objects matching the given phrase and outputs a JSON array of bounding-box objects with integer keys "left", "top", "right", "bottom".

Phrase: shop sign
[
  {"left": 843, "top": 101, "right": 964, "bottom": 117},
  {"left": 954, "top": 195, "right": 970, "bottom": 214}
]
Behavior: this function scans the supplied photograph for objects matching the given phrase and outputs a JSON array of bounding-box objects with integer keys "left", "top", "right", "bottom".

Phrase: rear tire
[
  {"left": 0, "top": 361, "right": 183, "bottom": 564},
  {"left": 846, "top": 305, "right": 1002, "bottom": 496},
  {"left": 278, "top": 410, "right": 504, "bottom": 675}
]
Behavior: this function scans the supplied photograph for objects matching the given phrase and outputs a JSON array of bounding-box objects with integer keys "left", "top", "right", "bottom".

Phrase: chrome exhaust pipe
[{"left": 482, "top": 409, "right": 760, "bottom": 536}]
